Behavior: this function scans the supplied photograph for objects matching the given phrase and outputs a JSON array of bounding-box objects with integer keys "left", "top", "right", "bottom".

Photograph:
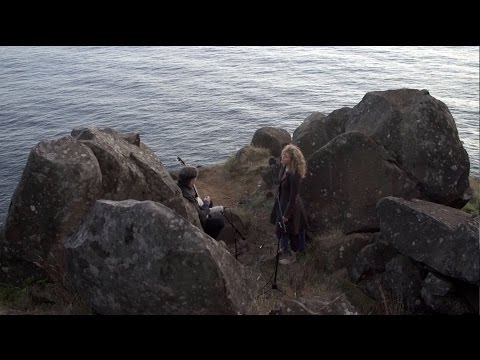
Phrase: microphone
[
  {"left": 268, "top": 157, "right": 277, "bottom": 167},
  {"left": 268, "top": 157, "right": 280, "bottom": 186}
]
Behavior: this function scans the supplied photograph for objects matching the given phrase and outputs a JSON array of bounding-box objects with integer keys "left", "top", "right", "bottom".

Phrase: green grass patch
[
  {"left": 0, "top": 283, "right": 33, "bottom": 309},
  {"left": 463, "top": 176, "right": 480, "bottom": 215},
  {"left": 222, "top": 146, "right": 271, "bottom": 177},
  {"left": 223, "top": 155, "right": 240, "bottom": 175}
]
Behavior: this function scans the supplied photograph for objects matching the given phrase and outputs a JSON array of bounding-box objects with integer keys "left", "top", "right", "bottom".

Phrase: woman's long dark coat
[{"left": 270, "top": 165, "right": 308, "bottom": 235}]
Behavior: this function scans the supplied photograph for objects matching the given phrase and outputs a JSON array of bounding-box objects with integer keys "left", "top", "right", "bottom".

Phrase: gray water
[{"left": 1, "top": 46, "right": 479, "bottom": 224}]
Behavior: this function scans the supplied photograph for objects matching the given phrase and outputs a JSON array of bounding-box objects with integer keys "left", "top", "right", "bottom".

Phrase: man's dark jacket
[{"left": 177, "top": 180, "right": 209, "bottom": 230}]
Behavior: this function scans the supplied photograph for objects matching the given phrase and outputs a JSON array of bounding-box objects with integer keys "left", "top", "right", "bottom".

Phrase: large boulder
[
  {"left": 353, "top": 254, "right": 426, "bottom": 314},
  {"left": 231, "top": 145, "right": 272, "bottom": 180},
  {"left": 65, "top": 199, "right": 257, "bottom": 315},
  {"left": 292, "top": 108, "right": 351, "bottom": 159},
  {"left": 421, "top": 272, "right": 475, "bottom": 315},
  {"left": 72, "top": 127, "right": 200, "bottom": 227},
  {"left": 313, "top": 233, "right": 374, "bottom": 273},
  {"left": 377, "top": 196, "right": 480, "bottom": 285},
  {"left": 2, "top": 136, "right": 103, "bottom": 283},
  {"left": 302, "top": 131, "right": 420, "bottom": 234},
  {"left": 2, "top": 128, "right": 201, "bottom": 284},
  {"left": 346, "top": 89, "right": 470, "bottom": 207},
  {"left": 348, "top": 236, "right": 399, "bottom": 283},
  {"left": 251, "top": 127, "right": 291, "bottom": 157},
  {"left": 292, "top": 112, "right": 328, "bottom": 159},
  {"left": 378, "top": 255, "right": 426, "bottom": 313},
  {"left": 100, "top": 127, "right": 140, "bottom": 146},
  {"left": 234, "top": 145, "right": 271, "bottom": 164}
]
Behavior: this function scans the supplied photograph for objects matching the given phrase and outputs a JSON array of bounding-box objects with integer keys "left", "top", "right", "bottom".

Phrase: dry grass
[
  {"left": 223, "top": 146, "right": 271, "bottom": 178},
  {"left": 378, "top": 283, "right": 411, "bottom": 315},
  {"left": 0, "top": 279, "right": 92, "bottom": 315},
  {"left": 244, "top": 235, "right": 375, "bottom": 314}
]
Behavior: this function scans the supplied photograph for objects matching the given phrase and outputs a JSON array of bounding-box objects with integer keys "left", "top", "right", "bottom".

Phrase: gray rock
[
  {"left": 421, "top": 272, "right": 475, "bottom": 314},
  {"left": 380, "top": 255, "right": 425, "bottom": 313},
  {"left": 234, "top": 145, "right": 271, "bottom": 163},
  {"left": 2, "top": 127, "right": 202, "bottom": 284},
  {"left": 2, "top": 136, "right": 103, "bottom": 282},
  {"left": 65, "top": 199, "right": 257, "bottom": 315},
  {"left": 302, "top": 131, "right": 420, "bottom": 233},
  {"left": 348, "top": 238, "right": 399, "bottom": 283},
  {"left": 71, "top": 127, "right": 200, "bottom": 227},
  {"left": 356, "top": 254, "right": 425, "bottom": 313},
  {"left": 346, "top": 89, "right": 470, "bottom": 207},
  {"left": 314, "top": 233, "right": 374, "bottom": 273},
  {"left": 292, "top": 112, "right": 328, "bottom": 159},
  {"left": 101, "top": 127, "right": 140, "bottom": 146},
  {"left": 293, "top": 108, "right": 351, "bottom": 159},
  {"left": 251, "top": 127, "right": 291, "bottom": 157},
  {"left": 377, "top": 197, "right": 479, "bottom": 285}
]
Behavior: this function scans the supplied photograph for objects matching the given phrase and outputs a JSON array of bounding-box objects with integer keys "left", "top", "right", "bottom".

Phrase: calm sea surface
[{"left": 0, "top": 46, "right": 478, "bottom": 224}]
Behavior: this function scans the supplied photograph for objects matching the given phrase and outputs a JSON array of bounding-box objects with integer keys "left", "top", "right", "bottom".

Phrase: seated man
[{"left": 177, "top": 166, "right": 225, "bottom": 239}]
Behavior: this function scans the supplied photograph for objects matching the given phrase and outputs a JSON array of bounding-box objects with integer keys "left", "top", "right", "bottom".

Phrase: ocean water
[{"left": 0, "top": 46, "right": 478, "bottom": 224}]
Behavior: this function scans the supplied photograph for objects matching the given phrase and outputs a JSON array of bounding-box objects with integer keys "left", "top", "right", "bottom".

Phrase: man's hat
[{"left": 179, "top": 166, "right": 199, "bottom": 181}]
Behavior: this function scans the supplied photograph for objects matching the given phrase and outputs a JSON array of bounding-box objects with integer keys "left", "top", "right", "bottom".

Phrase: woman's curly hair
[{"left": 282, "top": 144, "right": 307, "bottom": 178}]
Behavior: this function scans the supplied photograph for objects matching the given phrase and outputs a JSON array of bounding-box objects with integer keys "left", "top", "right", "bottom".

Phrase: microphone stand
[
  {"left": 272, "top": 174, "right": 287, "bottom": 290},
  {"left": 267, "top": 160, "right": 288, "bottom": 292},
  {"left": 222, "top": 207, "right": 246, "bottom": 260}
]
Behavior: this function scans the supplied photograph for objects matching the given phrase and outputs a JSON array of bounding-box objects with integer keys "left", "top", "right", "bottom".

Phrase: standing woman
[{"left": 270, "top": 144, "right": 308, "bottom": 265}]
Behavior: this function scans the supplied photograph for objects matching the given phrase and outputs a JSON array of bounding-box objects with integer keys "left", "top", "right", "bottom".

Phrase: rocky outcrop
[
  {"left": 2, "top": 127, "right": 200, "bottom": 284},
  {"left": 376, "top": 254, "right": 426, "bottom": 313},
  {"left": 377, "top": 196, "right": 479, "bottom": 285},
  {"left": 346, "top": 89, "right": 470, "bottom": 207},
  {"left": 233, "top": 145, "right": 273, "bottom": 181},
  {"left": 99, "top": 127, "right": 140, "bottom": 146},
  {"left": 348, "top": 236, "right": 399, "bottom": 283},
  {"left": 421, "top": 272, "right": 475, "bottom": 315},
  {"left": 314, "top": 233, "right": 374, "bottom": 273},
  {"left": 292, "top": 108, "right": 351, "bottom": 159},
  {"left": 65, "top": 200, "right": 257, "bottom": 315},
  {"left": 235, "top": 145, "right": 271, "bottom": 164},
  {"left": 292, "top": 112, "right": 328, "bottom": 159},
  {"left": 350, "top": 197, "right": 479, "bottom": 314},
  {"left": 251, "top": 127, "right": 291, "bottom": 157},
  {"left": 302, "top": 132, "right": 420, "bottom": 233},
  {"left": 350, "top": 251, "right": 427, "bottom": 314},
  {"left": 1, "top": 136, "right": 103, "bottom": 283},
  {"left": 71, "top": 127, "right": 196, "bottom": 224}
]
